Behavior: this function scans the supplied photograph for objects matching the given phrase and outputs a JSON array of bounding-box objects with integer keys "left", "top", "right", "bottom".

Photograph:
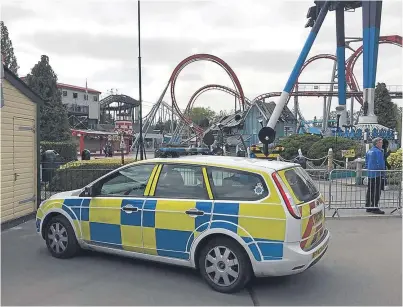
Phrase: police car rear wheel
[
  {"left": 199, "top": 237, "right": 251, "bottom": 293},
  {"left": 45, "top": 215, "right": 79, "bottom": 259}
]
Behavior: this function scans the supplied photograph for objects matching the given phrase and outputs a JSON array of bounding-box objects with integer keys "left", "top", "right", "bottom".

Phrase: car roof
[{"left": 138, "top": 155, "right": 299, "bottom": 172}]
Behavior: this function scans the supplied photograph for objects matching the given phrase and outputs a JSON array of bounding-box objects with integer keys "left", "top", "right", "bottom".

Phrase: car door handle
[
  {"left": 185, "top": 209, "right": 204, "bottom": 216},
  {"left": 122, "top": 205, "right": 140, "bottom": 213}
]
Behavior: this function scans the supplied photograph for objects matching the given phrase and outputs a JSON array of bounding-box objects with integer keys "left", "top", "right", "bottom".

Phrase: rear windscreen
[{"left": 283, "top": 167, "right": 320, "bottom": 203}]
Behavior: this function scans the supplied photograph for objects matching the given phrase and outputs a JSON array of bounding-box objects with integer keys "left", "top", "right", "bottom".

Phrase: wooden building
[{"left": 0, "top": 64, "right": 41, "bottom": 224}]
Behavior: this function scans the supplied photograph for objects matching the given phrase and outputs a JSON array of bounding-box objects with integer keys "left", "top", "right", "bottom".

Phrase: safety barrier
[{"left": 327, "top": 169, "right": 402, "bottom": 217}]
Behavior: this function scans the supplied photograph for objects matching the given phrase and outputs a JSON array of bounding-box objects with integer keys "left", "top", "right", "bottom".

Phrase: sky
[{"left": 2, "top": 0, "right": 403, "bottom": 120}]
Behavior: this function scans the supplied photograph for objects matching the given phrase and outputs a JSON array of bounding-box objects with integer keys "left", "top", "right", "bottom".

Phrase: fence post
[
  {"left": 355, "top": 157, "right": 363, "bottom": 185},
  {"left": 327, "top": 148, "right": 333, "bottom": 174}
]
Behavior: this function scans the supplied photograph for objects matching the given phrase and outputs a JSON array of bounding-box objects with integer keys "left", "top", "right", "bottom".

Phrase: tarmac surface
[{"left": 1, "top": 217, "right": 402, "bottom": 306}]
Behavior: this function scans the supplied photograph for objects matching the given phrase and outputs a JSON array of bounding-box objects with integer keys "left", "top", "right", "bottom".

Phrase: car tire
[
  {"left": 45, "top": 215, "right": 79, "bottom": 259},
  {"left": 198, "top": 237, "right": 252, "bottom": 293}
]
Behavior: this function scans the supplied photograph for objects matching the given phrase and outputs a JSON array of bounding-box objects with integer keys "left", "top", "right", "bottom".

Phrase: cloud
[{"left": 1, "top": 4, "right": 34, "bottom": 24}]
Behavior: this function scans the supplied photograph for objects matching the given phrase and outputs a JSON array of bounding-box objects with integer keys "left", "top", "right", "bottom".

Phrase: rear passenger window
[
  {"left": 283, "top": 167, "right": 320, "bottom": 203},
  {"left": 154, "top": 164, "right": 208, "bottom": 199},
  {"left": 207, "top": 167, "right": 268, "bottom": 201}
]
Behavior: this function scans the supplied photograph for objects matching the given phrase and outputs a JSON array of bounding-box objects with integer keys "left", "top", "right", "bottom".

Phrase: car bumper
[{"left": 253, "top": 229, "right": 330, "bottom": 277}]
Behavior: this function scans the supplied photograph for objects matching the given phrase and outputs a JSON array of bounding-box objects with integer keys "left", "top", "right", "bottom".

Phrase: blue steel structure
[{"left": 263, "top": 1, "right": 385, "bottom": 147}]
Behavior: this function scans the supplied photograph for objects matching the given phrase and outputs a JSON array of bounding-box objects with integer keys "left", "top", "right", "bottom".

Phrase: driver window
[{"left": 96, "top": 164, "right": 155, "bottom": 197}]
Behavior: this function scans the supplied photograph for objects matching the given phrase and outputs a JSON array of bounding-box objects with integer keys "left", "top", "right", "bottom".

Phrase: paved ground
[{"left": 2, "top": 217, "right": 401, "bottom": 306}]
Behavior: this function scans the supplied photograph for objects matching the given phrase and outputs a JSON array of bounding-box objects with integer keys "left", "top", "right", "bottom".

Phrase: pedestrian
[{"left": 365, "top": 137, "right": 385, "bottom": 214}]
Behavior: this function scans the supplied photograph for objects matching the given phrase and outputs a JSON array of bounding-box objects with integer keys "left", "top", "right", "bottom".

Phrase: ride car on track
[{"left": 36, "top": 156, "right": 330, "bottom": 293}]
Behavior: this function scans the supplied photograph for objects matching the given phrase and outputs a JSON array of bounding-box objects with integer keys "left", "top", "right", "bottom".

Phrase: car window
[
  {"left": 283, "top": 167, "right": 320, "bottom": 203},
  {"left": 207, "top": 167, "right": 269, "bottom": 201},
  {"left": 154, "top": 164, "right": 208, "bottom": 199},
  {"left": 96, "top": 164, "right": 155, "bottom": 197}
]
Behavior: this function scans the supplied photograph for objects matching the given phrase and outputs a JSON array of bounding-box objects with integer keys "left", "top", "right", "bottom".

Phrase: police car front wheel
[
  {"left": 198, "top": 237, "right": 252, "bottom": 293},
  {"left": 45, "top": 215, "right": 79, "bottom": 259}
]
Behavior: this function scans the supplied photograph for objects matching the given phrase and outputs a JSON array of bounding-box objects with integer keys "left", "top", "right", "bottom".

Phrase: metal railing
[
  {"left": 327, "top": 169, "right": 402, "bottom": 217},
  {"left": 40, "top": 163, "right": 402, "bottom": 218}
]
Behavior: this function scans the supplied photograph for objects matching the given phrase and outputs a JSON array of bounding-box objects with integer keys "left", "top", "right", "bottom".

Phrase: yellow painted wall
[{"left": 0, "top": 79, "right": 37, "bottom": 223}]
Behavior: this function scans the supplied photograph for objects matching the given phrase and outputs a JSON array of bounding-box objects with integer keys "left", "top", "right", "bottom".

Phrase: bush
[
  {"left": 388, "top": 148, "right": 402, "bottom": 170},
  {"left": 307, "top": 137, "right": 362, "bottom": 166},
  {"left": 41, "top": 141, "right": 77, "bottom": 162},
  {"left": 49, "top": 158, "right": 137, "bottom": 192},
  {"left": 278, "top": 134, "right": 322, "bottom": 160}
]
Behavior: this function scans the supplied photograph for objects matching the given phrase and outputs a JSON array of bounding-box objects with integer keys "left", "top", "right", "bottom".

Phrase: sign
[{"left": 341, "top": 149, "right": 355, "bottom": 158}]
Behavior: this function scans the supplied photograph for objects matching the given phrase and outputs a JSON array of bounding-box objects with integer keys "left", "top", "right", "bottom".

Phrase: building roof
[
  {"left": 2, "top": 66, "right": 43, "bottom": 105},
  {"left": 57, "top": 83, "right": 101, "bottom": 94},
  {"left": 20, "top": 77, "right": 102, "bottom": 94}
]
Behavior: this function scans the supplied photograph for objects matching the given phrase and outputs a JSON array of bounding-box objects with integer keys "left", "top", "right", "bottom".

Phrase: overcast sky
[{"left": 2, "top": 0, "right": 402, "bottom": 120}]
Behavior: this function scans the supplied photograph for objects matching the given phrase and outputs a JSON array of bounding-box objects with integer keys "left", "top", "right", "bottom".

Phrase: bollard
[
  {"left": 355, "top": 157, "right": 363, "bottom": 185},
  {"left": 327, "top": 148, "right": 334, "bottom": 173}
]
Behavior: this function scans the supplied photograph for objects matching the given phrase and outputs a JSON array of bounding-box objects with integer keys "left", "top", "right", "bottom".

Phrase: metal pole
[
  {"left": 350, "top": 96, "right": 354, "bottom": 125},
  {"left": 361, "top": 1, "right": 382, "bottom": 122},
  {"left": 322, "top": 95, "right": 327, "bottom": 128},
  {"left": 138, "top": 0, "right": 144, "bottom": 160},
  {"left": 324, "top": 59, "right": 337, "bottom": 132},
  {"left": 267, "top": 1, "right": 330, "bottom": 130},
  {"left": 336, "top": 2, "right": 347, "bottom": 127}
]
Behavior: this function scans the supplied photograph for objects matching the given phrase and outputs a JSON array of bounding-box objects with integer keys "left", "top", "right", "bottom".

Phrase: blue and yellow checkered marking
[
  {"left": 142, "top": 200, "right": 213, "bottom": 259},
  {"left": 40, "top": 196, "right": 287, "bottom": 262}
]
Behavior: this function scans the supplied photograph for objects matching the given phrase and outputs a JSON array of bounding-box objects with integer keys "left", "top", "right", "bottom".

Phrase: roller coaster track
[{"left": 131, "top": 35, "right": 401, "bottom": 149}]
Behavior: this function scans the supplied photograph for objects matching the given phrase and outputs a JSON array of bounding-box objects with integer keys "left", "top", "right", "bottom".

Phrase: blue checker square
[
  {"left": 248, "top": 243, "right": 262, "bottom": 261},
  {"left": 81, "top": 207, "right": 89, "bottom": 221},
  {"left": 62, "top": 205, "right": 80, "bottom": 220},
  {"left": 257, "top": 242, "right": 283, "bottom": 259},
  {"left": 90, "top": 222, "right": 121, "bottom": 245},
  {"left": 211, "top": 220, "right": 238, "bottom": 233},
  {"left": 155, "top": 229, "right": 192, "bottom": 252},
  {"left": 213, "top": 202, "right": 239, "bottom": 215},
  {"left": 120, "top": 199, "right": 143, "bottom": 226},
  {"left": 157, "top": 250, "right": 189, "bottom": 260},
  {"left": 142, "top": 200, "right": 156, "bottom": 227},
  {"left": 63, "top": 198, "right": 83, "bottom": 207}
]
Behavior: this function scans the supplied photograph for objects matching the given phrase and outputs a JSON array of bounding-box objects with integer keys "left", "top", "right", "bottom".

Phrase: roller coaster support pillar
[
  {"left": 335, "top": 2, "right": 347, "bottom": 127},
  {"left": 359, "top": 0, "right": 382, "bottom": 124},
  {"left": 267, "top": 1, "right": 330, "bottom": 133}
]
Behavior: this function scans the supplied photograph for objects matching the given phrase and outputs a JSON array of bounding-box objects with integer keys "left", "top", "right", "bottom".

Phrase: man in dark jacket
[{"left": 365, "top": 137, "right": 385, "bottom": 214}]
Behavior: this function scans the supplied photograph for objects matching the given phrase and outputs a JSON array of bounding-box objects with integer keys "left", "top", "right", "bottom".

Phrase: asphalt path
[{"left": 1, "top": 217, "right": 401, "bottom": 306}]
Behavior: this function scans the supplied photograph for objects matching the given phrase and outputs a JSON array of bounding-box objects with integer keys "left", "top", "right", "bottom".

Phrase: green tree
[
  {"left": 188, "top": 106, "right": 216, "bottom": 128},
  {"left": 374, "top": 82, "right": 398, "bottom": 129},
  {"left": 1, "top": 21, "right": 19, "bottom": 74},
  {"left": 25, "top": 55, "right": 71, "bottom": 141}
]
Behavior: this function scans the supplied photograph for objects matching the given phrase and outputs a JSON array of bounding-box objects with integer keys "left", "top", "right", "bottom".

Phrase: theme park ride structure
[{"left": 260, "top": 1, "right": 390, "bottom": 153}]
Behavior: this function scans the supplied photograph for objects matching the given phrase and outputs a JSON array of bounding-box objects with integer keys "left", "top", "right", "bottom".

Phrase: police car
[{"left": 36, "top": 156, "right": 330, "bottom": 293}]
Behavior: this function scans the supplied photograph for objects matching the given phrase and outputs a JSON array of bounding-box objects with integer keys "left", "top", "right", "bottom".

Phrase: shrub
[
  {"left": 278, "top": 134, "right": 322, "bottom": 160},
  {"left": 49, "top": 158, "right": 137, "bottom": 192},
  {"left": 41, "top": 141, "right": 77, "bottom": 162},
  {"left": 307, "top": 137, "right": 362, "bottom": 166},
  {"left": 388, "top": 149, "right": 402, "bottom": 170}
]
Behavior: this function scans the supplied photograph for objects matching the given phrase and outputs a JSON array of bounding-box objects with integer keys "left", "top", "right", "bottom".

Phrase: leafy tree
[
  {"left": 189, "top": 106, "right": 216, "bottom": 128},
  {"left": 25, "top": 55, "right": 71, "bottom": 141},
  {"left": 279, "top": 134, "right": 322, "bottom": 160},
  {"left": 374, "top": 82, "right": 398, "bottom": 129},
  {"left": 1, "top": 21, "right": 19, "bottom": 74}
]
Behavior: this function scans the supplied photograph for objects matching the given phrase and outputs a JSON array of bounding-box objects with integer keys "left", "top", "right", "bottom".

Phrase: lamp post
[{"left": 137, "top": 0, "right": 144, "bottom": 160}]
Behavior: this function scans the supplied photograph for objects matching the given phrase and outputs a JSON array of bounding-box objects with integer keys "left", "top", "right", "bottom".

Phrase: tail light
[{"left": 272, "top": 172, "right": 301, "bottom": 219}]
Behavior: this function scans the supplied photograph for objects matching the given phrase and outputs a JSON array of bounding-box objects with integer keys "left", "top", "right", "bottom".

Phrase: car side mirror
[{"left": 84, "top": 186, "right": 93, "bottom": 197}]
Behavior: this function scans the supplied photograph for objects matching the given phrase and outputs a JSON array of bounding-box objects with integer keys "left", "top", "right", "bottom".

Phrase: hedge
[
  {"left": 307, "top": 137, "right": 363, "bottom": 166},
  {"left": 41, "top": 141, "right": 77, "bottom": 162},
  {"left": 278, "top": 134, "right": 322, "bottom": 160},
  {"left": 48, "top": 158, "right": 137, "bottom": 192},
  {"left": 388, "top": 148, "right": 402, "bottom": 170}
]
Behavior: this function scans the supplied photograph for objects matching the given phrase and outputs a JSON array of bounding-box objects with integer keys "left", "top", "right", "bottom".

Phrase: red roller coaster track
[
  {"left": 167, "top": 36, "right": 401, "bottom": 136},
  {"left": 168, "top": 54, "right": 246, "bottom": 135}
]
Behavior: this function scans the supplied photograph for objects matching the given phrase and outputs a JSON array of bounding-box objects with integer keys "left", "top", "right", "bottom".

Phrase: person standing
[{"left": 365, "top": 137, "right": 385, "bottom": 214}]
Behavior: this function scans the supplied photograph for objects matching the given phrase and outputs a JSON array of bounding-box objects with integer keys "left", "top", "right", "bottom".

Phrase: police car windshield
[{"left": 283, "top": 167, "right": 320, "bottom": 203}]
